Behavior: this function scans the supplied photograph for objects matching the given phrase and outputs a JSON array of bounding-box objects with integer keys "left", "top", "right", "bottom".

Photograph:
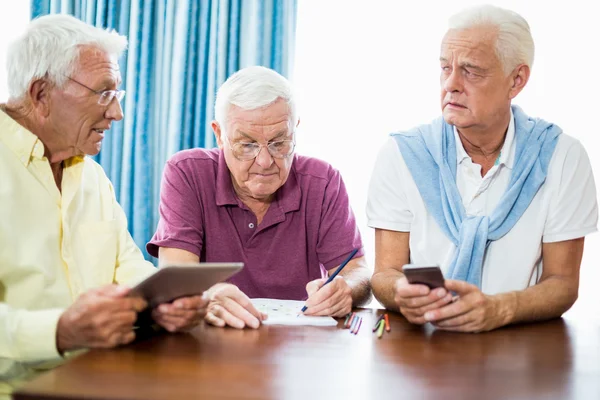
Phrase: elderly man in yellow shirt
[{"left": 0, "top": 15, "right": 208, "bottom": 395}]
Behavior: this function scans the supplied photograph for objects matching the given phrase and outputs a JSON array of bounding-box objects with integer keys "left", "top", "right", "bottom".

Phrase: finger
[
  {"left": 433, "top": 321, "right": 481, "bottom": 333},
  {"left": 95, "top": 284, "right": 131, "bottom": 298},
  {"left": 313, "top": 295, "right": 352, "bottom": 317},
  {"left": 444, "top": 279, "right": 478, "bottom": 295},
  {"left": 396, "top": 287, "right": 449, "bottom": 309},
  {"left": 305, "top": 278, "right": 326, "bottom": 297},
  {"left": 154, "top": 307, "right": 205, "bottom": 326},
  {"left": 432, "top": 309, "right": 478, "bottom": 328},
  {"left": 152, "top": 311, "right": 201, "bottom": 332},
  {"left": 305, "top": 281, "right": 338, "bottom": 309},
  {"left": 395, "top": 277, "right": 432, "bottom": 298},
  {"left": 221, "top": 297, "right": 262, "bottom": 329},
  {"left": 90, "top": 310, "right": 138, "bottom": 334},
  {"left": 304, "top": 285, "right": 348, "bottom": 316},
  {"left": 204, "top": 311, "right": 226, "bottom": 328},
  {"left": 402, "top": 293, "right": 454, "bottom": 316},
  {"left": 172, "top": 295, "right": 210, "bottom": 310},
  {"left": 423, "top": 297, "right": 471, "bottom": 322},
  {"left": 227, "top": 292, "right": 267, "bottom": 321},
  {"left": 103, "top": 296, "right": 147, "bottom": 313},
  {"left": 209, "top": 303, "right": 247, "bottom": 329}
]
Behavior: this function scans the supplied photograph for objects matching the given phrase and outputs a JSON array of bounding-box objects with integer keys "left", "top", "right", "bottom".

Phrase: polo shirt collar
[
  {"left": 453, "top": 108, "right": 516, "bottom": 170},
  {"left": 215, "top": 150, "right": 301, "bottom": 213}
]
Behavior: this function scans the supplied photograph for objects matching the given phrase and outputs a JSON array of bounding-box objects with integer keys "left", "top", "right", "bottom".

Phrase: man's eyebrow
[
  {"left": 233, "top": 131, "right": 256, "bottom": 141},
  {"left": 460, "top": 62, "right": 486, "bottom": 72},
  {"left": 233, "top": 130, "right": 290, "bottom": 141}
]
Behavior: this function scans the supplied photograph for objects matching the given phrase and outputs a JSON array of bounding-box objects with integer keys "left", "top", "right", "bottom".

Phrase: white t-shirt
[{"left": 366, "top": 115, "right": 598, "bottom": 295}]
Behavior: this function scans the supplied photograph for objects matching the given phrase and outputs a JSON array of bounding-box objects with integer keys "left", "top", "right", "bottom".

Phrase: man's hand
[
  {"left": 204, "top": 283, "right": 266, "bottom": 329},
  {"left": 424, "top": 279, "right": 511, "bottom": 333},
  {"left": 394, "top": 276, "right": 454, "bottom": 324},
  {"left": 303, "top": 276, "right": 352, "bottom": 317},
  {"left": 56, "top": 284, "right": 147, "bottom": 353},
  {"left": 152, "top": 295, "right": 209, "bottom": 332}
]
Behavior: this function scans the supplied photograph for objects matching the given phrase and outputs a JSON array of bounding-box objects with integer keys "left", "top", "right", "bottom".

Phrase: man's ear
[
  {"left": 508, "top": 64, "right": 530, "bottom": 100},
  {"left": 212, "top": 121, "right": 224, "bottom": 149},
  {"left": 28, "top": 78, "right": 52, "bottom": 117}
]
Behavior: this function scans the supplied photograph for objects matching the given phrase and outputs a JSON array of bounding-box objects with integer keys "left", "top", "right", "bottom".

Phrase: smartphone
[{"left": 402, "top": 264, "right": 445, "bottom": 289}]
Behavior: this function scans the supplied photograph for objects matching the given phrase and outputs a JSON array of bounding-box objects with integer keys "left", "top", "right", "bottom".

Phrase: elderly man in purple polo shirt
[{"left": 147, "top": 66, "right": 371, "bottom": 329}]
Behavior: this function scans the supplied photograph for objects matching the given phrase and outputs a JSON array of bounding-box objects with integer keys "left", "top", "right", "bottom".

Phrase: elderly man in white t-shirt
[{"left": 367, "top": 5, "right": 598, "bottom": 332}]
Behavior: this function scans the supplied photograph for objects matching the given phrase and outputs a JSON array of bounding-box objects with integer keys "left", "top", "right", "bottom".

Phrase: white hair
[
  {"left": 6, "top": 14, "right": 127, "bottom": 101},
  {"left": 448, "top": 5, "right": 534, "bottom": 75},
  {"left": 214, "top": 66, "right": 297, "bottom": 131}
]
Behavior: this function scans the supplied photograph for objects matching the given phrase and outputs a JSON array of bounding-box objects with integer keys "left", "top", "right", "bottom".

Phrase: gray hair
[
  {"left": 448, "top": 5, "right": 534, "bottom": 75},
  {"left": 214, "top": 66, "right": 297, "bottom": 132},
  {"left": 6, "top": 14, "right": 127, "bottom": 101}
]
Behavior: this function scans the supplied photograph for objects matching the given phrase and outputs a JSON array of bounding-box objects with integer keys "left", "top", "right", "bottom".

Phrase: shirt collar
[
  {"left": 453, "top": 108, "right": 516, "bottom": 170},
  {"left": 0, "top": 109, "right": 86, "bottom": 168},
  {"left": 0, "top": 109, "right": 45, "bottom": 166},
  {"left": 215, "top": 150, "right": 301, "bottom": 213}
]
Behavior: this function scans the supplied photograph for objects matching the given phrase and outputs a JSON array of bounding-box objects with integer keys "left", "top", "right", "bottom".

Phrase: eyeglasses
[
  {"left": 225, "top": 135, "right": 296, "bottom": 161},
  {"left": 65, "top": 76, "right": 126, "bottom": 106}
]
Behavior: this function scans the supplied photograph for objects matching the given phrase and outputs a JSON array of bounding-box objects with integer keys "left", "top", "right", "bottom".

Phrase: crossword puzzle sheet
[{"left": 251, "top": 298, "right": 338, "bottom": 326}]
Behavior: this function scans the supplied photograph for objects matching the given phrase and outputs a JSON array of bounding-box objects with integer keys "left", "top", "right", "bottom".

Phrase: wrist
[{"left": 492, "top": 291, "right": 518, "bottom": 328}]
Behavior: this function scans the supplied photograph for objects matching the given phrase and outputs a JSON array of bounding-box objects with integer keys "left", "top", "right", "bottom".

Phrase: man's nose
[{"left": 254, "top": 145, "right": 274, "bottom": 168}]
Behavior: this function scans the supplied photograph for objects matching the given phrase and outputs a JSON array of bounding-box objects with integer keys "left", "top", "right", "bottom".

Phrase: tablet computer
[{"left": 130, "top": 262, "right": 243, "bottom": 308}]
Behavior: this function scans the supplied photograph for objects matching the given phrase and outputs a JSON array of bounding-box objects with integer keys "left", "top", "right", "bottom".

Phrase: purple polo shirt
[{"left": 147, "top": 148, "right": 364, "bottom": 300}]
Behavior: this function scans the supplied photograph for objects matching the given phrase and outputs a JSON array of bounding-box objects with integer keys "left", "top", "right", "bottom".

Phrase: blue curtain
[{"left": 31, "top": 0, "right": 298, "bottom": 260}]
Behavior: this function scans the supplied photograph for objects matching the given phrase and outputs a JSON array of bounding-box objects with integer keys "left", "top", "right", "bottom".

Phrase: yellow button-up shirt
[{"left": 0, "top": 110, "right": 156, "bottom": 395}]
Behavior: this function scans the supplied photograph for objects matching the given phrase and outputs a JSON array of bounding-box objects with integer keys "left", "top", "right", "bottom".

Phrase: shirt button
[{"left": 248, "top": 223, "right": 255, "bottom": 229}]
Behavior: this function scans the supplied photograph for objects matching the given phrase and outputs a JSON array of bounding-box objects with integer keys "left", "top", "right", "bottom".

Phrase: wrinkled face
[
  {"left": 48, "top": 46, "right": 124, "bottom": 156},
  {"left": 214, "top": 98, "right": 295, "bottom": 202},
  {"left": 439, "top": 27, "right": 515, "bottom": 131}
]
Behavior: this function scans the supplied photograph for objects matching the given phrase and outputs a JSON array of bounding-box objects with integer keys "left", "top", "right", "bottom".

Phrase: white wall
[
  {"left": 0, "top": 1, "right": 30, "bottom": 102},
  {"left": 293, "top": 0, "right": 600, "bottom": 317}
]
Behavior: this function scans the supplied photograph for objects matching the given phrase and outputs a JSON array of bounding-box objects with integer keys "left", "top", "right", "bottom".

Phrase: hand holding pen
[{"left": 301, "top": 248, "right": 359, "bottom": 317}]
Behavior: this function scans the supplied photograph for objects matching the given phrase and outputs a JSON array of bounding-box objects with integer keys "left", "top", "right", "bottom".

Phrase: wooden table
[{"left": 13, "top": 309, "right": 600, "bottom": 400}]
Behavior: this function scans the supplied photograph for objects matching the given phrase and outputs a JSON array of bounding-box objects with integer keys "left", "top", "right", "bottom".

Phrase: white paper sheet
[{"left": 251, "top": 298, "right": 338, "bottom": 326}]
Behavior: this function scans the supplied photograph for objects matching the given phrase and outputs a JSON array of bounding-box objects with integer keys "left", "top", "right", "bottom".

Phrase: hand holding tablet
[{"left": 130, "top": 262, "right": 243, "bottom": 308}]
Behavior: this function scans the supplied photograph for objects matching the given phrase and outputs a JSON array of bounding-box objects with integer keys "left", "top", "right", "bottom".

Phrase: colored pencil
[
  {"left": 346, "top": 312, "right": 356, "bottom": 329},
  {"left": 384, "top": 313, "right": 390, "bottom": 332},
  {"left": 349, "top": 314, "right": 359, "bottom": 332},
  {"left": 376, "top": 319, "right": 385, "bottom": 338},
  {"left": 343, "top": 313, "right": 352, "bottom": 327},
  {"left": 353, "top": 317, "right": 363, "bottom": 335},
  {"left": 372, "top": 314, "right": 385, "bottom": 331}
]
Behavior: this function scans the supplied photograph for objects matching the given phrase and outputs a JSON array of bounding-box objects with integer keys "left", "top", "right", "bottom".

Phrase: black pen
[{"left": 300, "top": 248, "right": 359, "bottom": 313}]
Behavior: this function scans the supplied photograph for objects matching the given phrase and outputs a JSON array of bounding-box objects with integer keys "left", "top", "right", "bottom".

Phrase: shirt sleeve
[
  {"left": 0, "top": 305, "right": 63, "bottom": 363},
  {"left": 366, "top": 137, "right": 413, "bottom": 231},
  {"left": 109, "top": 181, "right": 157, "bottom": 286},
  {"left": 316, "top": 168, "right": 364, "bottom": 269},
  {"left": 543, "top": 138, "right": 598, "bottom": 243},
  {"left": 146, "top": 160, "right": 205, "bottom": 259}
]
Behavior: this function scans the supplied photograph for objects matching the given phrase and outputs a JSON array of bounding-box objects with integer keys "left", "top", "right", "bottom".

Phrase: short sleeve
[
  {"left": 146, "top": 160, "right": 205, "bottom": 258},
  {"left": 316, "top": 169, "right": 364, "bottom": 269},
  {"left": 366, "top": 137, "right": 413, "bottom": 231},
  {"left": 543, "top": 138, "right": 598, "bottom": 243}
]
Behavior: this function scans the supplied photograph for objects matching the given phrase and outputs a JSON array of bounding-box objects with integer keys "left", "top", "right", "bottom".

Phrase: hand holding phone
[{"left": 402, "top": 264, "right": 445, "bottom": 289}]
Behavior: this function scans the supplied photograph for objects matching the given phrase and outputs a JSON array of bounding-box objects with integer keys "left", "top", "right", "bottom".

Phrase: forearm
[
  {"left": 342, "top": 266, "right": 372, "bottom": 307},
  {"left": 371, "top": 269, "right": 404, "bottom": 311},
  {"left": 493, "top": 276, "right": 578, "bottom": 327}
]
